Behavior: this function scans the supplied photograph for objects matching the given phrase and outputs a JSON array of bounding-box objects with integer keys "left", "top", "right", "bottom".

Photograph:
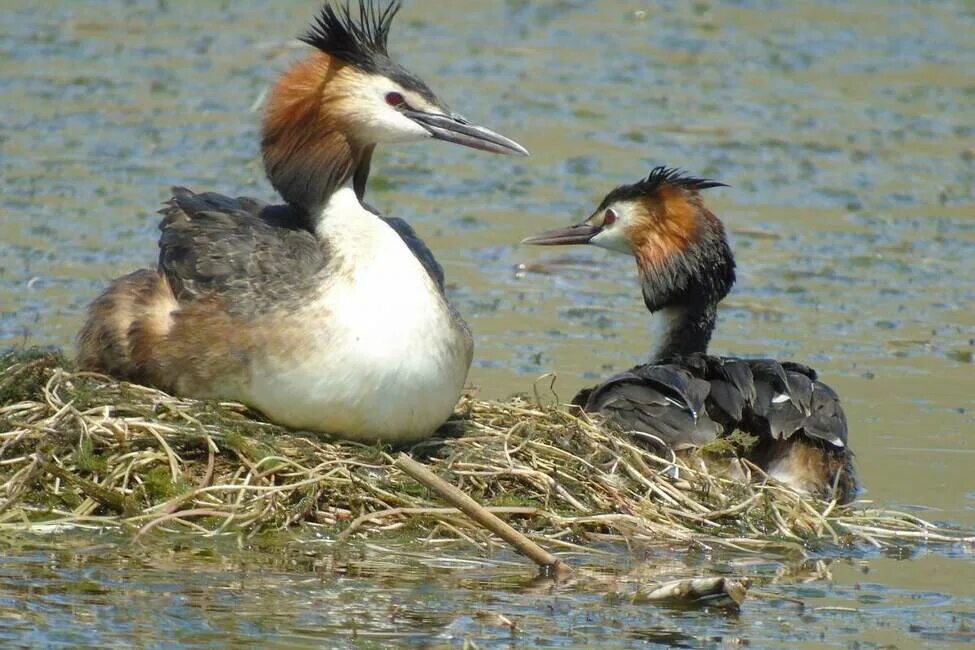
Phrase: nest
[{"left": 1, "top": 349, "right": 971, "bottom": 555}]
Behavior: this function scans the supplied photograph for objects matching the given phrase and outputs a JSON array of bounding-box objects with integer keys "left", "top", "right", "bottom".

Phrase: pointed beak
[
  {"left": 520, "top": 222, "right": 602, "bottom": 246},
  {"left": 403, "top": 110, "right": 529, "bottom": 156}
]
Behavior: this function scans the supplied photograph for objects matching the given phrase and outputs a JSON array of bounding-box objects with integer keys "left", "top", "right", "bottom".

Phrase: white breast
[{"left": 244, "top": 187, "right": 472, "bottom": 443}]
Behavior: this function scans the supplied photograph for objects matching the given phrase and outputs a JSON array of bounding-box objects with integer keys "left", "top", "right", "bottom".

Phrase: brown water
[{"left": 1, "top": 0, "right": 973, "bottom": 646}]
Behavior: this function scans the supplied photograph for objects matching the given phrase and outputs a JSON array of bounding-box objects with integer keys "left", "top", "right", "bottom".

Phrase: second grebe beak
[{"left": 520, "top": 221, "right": 602, "bottom": 246}]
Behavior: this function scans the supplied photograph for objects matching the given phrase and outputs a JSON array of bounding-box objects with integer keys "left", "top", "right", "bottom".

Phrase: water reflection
[
  {"left": 1, "top": 0, "right": 973, "bottom": 645},
  {"left": 1, "top": 534, "right": 973, "bottom": 647}
]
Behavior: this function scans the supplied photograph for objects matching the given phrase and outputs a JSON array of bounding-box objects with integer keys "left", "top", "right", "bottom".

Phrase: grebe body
[{"left": 78, "top": 2, "right": 526, "bottom": 444}]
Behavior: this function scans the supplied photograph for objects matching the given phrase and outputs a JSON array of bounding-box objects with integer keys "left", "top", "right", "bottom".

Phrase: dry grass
[{"left": 1, "top": 349, "right": 972, "bottom": 555}]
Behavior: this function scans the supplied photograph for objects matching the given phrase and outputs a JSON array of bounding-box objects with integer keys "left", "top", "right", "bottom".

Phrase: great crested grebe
[
  {"left": 523, "top": 167, "right": 858, "bottom": 503},
  {"left": 77, "top": 1, "right": 528, "bottom": 444}
]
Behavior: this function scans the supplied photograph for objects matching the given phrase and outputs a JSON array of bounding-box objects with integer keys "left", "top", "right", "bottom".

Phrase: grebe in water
[{"left": 523, "top": 167, "right": 858, "bottom": 503}]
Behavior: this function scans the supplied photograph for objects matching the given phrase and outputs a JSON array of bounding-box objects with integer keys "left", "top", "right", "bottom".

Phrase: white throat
[
  {"left": 650, "top": 306, "right": 686, "bottom": 360},
  {"left": 314, "top": 181, "right": 368, "bottom": 239}
]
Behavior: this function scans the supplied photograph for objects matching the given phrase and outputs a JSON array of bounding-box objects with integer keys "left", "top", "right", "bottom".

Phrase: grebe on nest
[
  {"left": 523, "top": 167, "right": 858, "bottom": 503},
  {"left": 78, "top": 1, "right": 528, "bottom": 444}
]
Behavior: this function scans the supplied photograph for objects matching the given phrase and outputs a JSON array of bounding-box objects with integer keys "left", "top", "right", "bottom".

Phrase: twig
[
  {"left": 134, "top": 508, "right": 233, "bottom": 543},
  {"left": 39, "top": 459, "right": 136, "bottom": 516},
  {"left": 395, "top": 453, "right": 572, "bottom": 576}
]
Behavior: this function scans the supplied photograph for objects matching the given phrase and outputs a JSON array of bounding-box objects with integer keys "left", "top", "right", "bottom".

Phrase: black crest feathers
[
  {"left": 301, "top": 1, "right": 401, "bottom": 71},
  {"left": 598, "top": 166, "right": 728, "bottom": 211}
]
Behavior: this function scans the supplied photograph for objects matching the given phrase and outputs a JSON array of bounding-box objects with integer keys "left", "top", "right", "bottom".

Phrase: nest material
[{"left": 0, "top": 349, "right": 972, "bottom": 553}]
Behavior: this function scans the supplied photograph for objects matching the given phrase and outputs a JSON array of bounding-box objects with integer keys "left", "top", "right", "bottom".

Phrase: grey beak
[
  {"left": 404, "top": 110, "right": 529, "bottom": 156},
  {"left": 521, "top": 222, "right": 602, "bottom": 246}
]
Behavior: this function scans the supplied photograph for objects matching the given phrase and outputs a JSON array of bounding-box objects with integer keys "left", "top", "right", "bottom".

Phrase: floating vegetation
[{"left": 1, "top": 349, "right": 973, "bottom": 558}]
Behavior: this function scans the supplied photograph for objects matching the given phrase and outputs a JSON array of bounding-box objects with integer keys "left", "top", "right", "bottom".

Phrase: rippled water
[
  {"left": 1, "top": 534, "right": 973, "bottom": 648},
  {"left": 1, "top": 0, "right": 973, "bottom": 646}
]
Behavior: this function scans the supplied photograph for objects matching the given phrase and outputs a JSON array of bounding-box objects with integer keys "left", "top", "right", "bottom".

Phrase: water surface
[{"left": 1, "top": 0, "right": 973, "bottom": 646}]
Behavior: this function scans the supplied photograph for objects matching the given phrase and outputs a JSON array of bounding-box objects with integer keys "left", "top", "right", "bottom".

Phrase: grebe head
[
  {"left": 263, "top": 1, "right": 527, "bottom": 210},
  {"left": 522, "top": 166, "right": 736, "bottom": 313}
]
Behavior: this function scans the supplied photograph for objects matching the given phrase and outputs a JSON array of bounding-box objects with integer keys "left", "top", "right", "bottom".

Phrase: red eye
[
  {"left": 385, "top": 92, "right": 405, "bottom": 107},
  {"left": 604, "top": 208, "right": 617, "bottom": 226}
]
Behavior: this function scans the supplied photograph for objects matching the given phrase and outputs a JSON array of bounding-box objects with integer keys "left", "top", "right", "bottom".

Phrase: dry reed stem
[
  {"left": 0, "top": 352, "right": 972, "bottom": 556},
  {"left": 395, "top": 452, "right": 572, "bottom": 575}
]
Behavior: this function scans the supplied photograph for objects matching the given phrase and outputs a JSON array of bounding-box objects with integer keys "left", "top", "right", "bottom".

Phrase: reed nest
[{"left": 1, "top": 349, "right": 972, "bottom": 555}]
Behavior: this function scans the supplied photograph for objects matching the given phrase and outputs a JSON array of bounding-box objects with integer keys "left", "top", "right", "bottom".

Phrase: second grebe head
[{"left": 522, "top": 166, "right": 736, "bottom": 314}]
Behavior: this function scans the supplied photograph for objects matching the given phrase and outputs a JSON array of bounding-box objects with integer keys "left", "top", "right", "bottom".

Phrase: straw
[{"left": 1, "top": 349, "right": 972, "bottom": 554}]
